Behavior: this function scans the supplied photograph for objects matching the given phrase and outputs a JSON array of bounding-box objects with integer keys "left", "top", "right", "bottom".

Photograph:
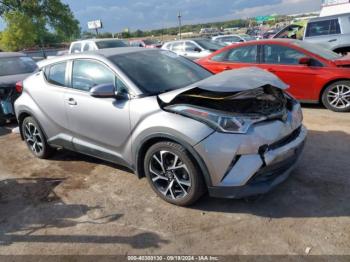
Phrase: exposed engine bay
[{"left": 164, "top": 85, "right": 293, "bottom": 119}]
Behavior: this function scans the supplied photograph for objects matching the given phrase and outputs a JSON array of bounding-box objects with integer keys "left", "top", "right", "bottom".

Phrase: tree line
[{"left": 0, "top": 0, "right": 80, "bottom": 51}]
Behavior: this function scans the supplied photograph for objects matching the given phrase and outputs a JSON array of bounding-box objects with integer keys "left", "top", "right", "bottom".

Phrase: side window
[
  {"left": 171, "top": 42, "right": 184, "bottom": 52},
  {"left": 185, "top": 42, "right": 198, "bottom": 52},
  {"left": 263, "top": 45, "right": 305, "bottom": 65},
  {"left": 226, "top": 45, "right": 258, "bottom": 63},
  {"left": 116, "top": 77, "right": 128, "bottom": 93},
  {"left": 330, "top": 19, "right": 341, "bottom": 35},
  {"left": 46, "top": 62, "right": 67, "bottom": 87},
  {"left": 211, "top": 49, "right": 230, "bottom": 62},
  {"left": 83, "top": 42, "right": 94, "bottom": 52},
  {"left": 72, "top": 60, "right": 115, "bottom": 91},
  {"left": 306, "top": 19, "right": 340, "bottom": 37},
  {"left": 71, "top": 43, "right": 82, "bottom": 53},
  {"left": 131, "top": 41, "right": 144, "bottom": 47},
  {"left": 164, "top": 43, "right": 172, "bottom": 50}
]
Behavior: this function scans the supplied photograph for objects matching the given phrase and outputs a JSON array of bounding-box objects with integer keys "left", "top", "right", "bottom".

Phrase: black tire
[
  {"left": 322, "top": 81, "right": 350, "bottom": 112},
  {"left": 144, "top": 141, "right": 206, "bottom": 206},
  {"left": 22, "top": 116, "right": 53, "bottom": 159}
]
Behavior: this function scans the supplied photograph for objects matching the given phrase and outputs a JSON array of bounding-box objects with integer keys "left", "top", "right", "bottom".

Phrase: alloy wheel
[
  {"left": 327, "top": 84, "right": 350, "bottom": 110},
  {"left": 23, "top": 122, "right": 44, "bottom": 155},
  {"left": 149, "top": 150, "right": 191, "bottom": 200}
]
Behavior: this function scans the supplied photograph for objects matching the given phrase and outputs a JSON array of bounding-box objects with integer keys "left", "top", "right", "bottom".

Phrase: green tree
[
  {"left": 0, "top": 11, "right": 37, "bottom": 51},
  {"left": 0, "top": 0, "right": 80, "bottom": 49}
]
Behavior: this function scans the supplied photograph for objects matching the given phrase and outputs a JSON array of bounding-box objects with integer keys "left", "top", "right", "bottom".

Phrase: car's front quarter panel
[{"left": 130, "top": 96, "right": 214, "bottom": 166}]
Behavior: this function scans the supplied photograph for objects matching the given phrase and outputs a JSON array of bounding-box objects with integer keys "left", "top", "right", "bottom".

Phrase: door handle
[
  {"left": 223, "top": 66, "right": 232, "bottom": 70},
  {"left": 328, "top": 39, "right": 337, "bottom": 42},
  {"left": 66, "top": 98, "right": 77, "bottom": 106},
  {"left": 267, "top": 68, "right": 276, "bottom": 73}
]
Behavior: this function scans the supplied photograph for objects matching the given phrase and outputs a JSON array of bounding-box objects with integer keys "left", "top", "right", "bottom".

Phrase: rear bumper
[{"left": 206, "top": 125, "right": 307, "bottom": 199}]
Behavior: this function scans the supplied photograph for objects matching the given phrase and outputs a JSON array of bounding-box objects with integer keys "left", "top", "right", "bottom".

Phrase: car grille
[
  {"left": 248, "top": 140, "right": 304, "bottom": 185},
  {"left": 268, "top": 126, "right": 302, "bottom": 151}
]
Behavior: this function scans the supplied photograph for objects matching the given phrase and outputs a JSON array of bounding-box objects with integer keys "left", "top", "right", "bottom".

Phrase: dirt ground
[{"left": 0, "top": 105, "right": 349, "bottom": 256}]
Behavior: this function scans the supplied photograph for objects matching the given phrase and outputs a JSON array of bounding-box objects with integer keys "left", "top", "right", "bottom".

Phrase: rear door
[
  {"left": 37, "top": 62, "right": 70, "bottom": 133},
  {"left": 64, "top": 59, "right": 131, "bottom": 160},
  {"left": 206, "top": 44, "right": 259, "bottom": 73},
  {"left": 259, "top": 44, "right": 321, "bottom": 100},
  {"left": 304, "top": 18, "right": 341, "bottom": 50}
]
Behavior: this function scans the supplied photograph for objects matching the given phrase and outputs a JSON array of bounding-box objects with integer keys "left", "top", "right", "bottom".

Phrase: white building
[{"left": 320, "top": 0, "right": 350, "bottom": 16}]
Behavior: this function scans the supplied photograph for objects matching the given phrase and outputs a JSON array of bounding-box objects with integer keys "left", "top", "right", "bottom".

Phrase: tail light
[{"left": 15, "top": 81, "right": 23, "bottom": 93}]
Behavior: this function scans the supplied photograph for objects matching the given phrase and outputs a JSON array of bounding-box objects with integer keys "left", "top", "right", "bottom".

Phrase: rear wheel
[
  {"left": 144, "top": 141, "right": 205, "bottom": 206},
  {"left": 322, "top": 81, "right": 350, "bottom": 112},
  {"left": 22, "top": 117, "right": 53, "bottom": 159}
]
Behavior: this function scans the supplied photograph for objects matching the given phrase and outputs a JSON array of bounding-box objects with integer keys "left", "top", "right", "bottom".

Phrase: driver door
[
  {"left": 64, "top": 59, "right": 131, "bottom": 162},
  {"left": 259, "top": 44, "right": 320, "bottom": 100}
]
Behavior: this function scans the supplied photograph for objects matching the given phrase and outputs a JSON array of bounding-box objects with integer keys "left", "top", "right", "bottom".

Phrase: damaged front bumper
[{"left": 194, "top": 104, "right": 307, "bottom": 199}]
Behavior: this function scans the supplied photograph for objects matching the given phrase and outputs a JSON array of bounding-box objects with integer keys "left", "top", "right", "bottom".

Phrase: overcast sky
[{"left": 0, "top": 0, "right": 321, "bottom": 32}]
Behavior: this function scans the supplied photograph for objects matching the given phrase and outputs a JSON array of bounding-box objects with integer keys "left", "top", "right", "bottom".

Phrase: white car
[
  {"left": 69, "top": 39, "right": 128, "bottom": 54},
  {"left": 212, "top": 34, "right": 255, "bottom": 46},
  {"left": 162, "top": 39, "right": 224, "bottom": 60}
]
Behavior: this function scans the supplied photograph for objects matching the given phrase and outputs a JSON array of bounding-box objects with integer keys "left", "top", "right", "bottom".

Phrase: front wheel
[
  {"left": 22, "top": 116, "right": 53, "bottom": 159},
  {"left": 322, "top": 81, "right": 350, "bottom": 112},
  {"left": 144, "top": 141, "right": 205, "bottom": 206}
]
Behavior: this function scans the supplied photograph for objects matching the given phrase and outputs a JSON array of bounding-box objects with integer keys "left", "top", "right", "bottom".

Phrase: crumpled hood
[
  {"left": 0, "top": 73, "right": 32, "bottom": 87},
  {"left": 158, "top": 67, "right": 289, "bottom": 103}
]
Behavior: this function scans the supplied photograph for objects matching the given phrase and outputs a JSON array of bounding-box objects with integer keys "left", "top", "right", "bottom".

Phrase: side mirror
[
  {"left": 90, "top": 83, "right": 116, "bottom": 98},
  {"left": 299, "top": 57, "right": 311, "bottom": 66},
  {"left": 194, "top": 47, "right": 201, "bottom": 52}
]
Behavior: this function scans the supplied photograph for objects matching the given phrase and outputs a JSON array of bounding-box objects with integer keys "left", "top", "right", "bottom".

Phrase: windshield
[
  {"left": 293, "top": 40, "right": 341, "bottom": 60},
  {"left": 111, "top": 50, "right": 212, "bottom": 95},
  {"left": 0, "top": 56, "right": 37, "bottom": 77},
  {"left": 194, "top": 39, "right": 224, "bottom": 51},
  {"left": 95, "top": 40, "right": 128, "bottom": 49},
  {"left": 143, "top": 39, "right": 159, "bottom": 45}
]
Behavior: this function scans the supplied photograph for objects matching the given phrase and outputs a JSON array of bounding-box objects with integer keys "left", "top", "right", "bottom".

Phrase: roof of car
[
  {"left": 165, "top": 38, "right": 211, "bottom": 44},
  {"left": 0, "top": 52, "right": 26, "bottom": 58},
  {"left": 220, "top": 38, "right": 300, "bottom": 45},
  {"left": 37, "top": 47, "right": 155, "bottom": 68},
  {"left": 72, "top": 38, "right": 125, "bottom": 43},
  {"left": 309, "top": 13, "right": 349, "bottom": 22}
]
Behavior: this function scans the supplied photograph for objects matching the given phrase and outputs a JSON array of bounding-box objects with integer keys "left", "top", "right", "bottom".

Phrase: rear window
[
  {"left": 194, "top": 40, "right": 224, "bottom": 51},
  {"left": 305, "top": 19, "right": 341, "bottom": 37},
  {"left": 143, "top": 39, "right": 159, "bottom": 45},
  {"left": 95, "top": 40, "right": 127, "bottom": 49},
  {"left": 0, "top": 56, "right": 37, "bottom": 77}
]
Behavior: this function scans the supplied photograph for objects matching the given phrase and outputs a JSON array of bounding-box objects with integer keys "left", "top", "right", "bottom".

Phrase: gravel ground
[{"left": 0, "top": 105, "right": 349, "bottom": 256}]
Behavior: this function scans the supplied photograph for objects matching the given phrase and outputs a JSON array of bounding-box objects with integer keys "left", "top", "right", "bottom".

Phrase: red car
[{"left": 197, "top": 39, "right": 350, "bottom": 112}]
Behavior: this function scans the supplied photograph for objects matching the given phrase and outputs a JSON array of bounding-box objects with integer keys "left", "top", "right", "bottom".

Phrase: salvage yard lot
[{"left": 0, "top": 106, "right": 349, "bottom": 255}]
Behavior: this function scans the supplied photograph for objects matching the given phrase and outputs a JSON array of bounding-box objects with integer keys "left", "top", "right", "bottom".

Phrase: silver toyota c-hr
[{"left": 15, "top": 48, "right": 306, "bottom": 206}]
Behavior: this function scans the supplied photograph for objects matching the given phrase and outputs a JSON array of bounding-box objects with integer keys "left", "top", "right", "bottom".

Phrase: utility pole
[{"left": 178, "top": 11, "right": 182, "bottom": 39}]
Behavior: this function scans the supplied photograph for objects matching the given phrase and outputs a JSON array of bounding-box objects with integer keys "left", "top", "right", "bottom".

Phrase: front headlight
[{"left": 166, "top": 105, "right": 266, "bottom": 134}]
